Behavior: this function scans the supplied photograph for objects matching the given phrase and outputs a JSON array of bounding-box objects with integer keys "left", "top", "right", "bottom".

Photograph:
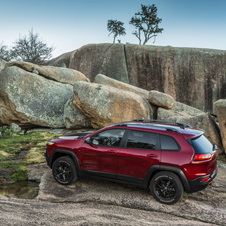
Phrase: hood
[{"left": 58, "top": 132, "right": 93, "bottom": 140}]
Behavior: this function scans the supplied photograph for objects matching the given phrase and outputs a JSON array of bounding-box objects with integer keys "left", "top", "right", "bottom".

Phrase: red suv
[{"left": 45, "top": 119, "right": 218, "bottom": 205}]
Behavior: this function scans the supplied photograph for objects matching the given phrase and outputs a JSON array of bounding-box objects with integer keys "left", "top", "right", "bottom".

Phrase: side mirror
[{"left": 85, "top": 137, "right": 91, "bottom": 144}]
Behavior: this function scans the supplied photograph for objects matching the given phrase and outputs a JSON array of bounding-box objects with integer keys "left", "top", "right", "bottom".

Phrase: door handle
[
  {"left": 147, "top": 154, "right": 158, "bottom": 158},
  {"left": 108, "top": 150, "right": 117, "bottom": 153}
]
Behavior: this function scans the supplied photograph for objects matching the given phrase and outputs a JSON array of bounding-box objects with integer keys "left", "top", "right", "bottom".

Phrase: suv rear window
[{"left": 190, "top": 135, "right": 213, "bottom": 154}]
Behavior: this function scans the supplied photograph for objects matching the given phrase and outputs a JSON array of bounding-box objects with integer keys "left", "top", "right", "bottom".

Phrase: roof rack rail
[
  {"left": 113, "top": 122, "right": 182, "bottom": 133},
  {"left": 132, "top": 119, "right": 192, "bottom": 129}
]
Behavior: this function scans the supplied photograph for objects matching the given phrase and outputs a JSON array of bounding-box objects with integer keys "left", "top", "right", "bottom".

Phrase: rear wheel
[
  {"left": 52, "top": 156, "right": 77, "bottom": 185},
  {"left": 150, "top": 171, "right": 183, "bottom": 205}
]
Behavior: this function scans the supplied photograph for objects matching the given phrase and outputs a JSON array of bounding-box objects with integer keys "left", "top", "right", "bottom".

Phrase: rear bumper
[{"left": 187, "top": 166, "right": 218, "bottom": 193}]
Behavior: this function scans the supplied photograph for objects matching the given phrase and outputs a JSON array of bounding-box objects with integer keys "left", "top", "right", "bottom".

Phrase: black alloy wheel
[
  {"left": 150, "top": 171, "right": 183, "bottom": 205},
  {"left": 52, "top": 156, "right": 77, "bottom": 185}
]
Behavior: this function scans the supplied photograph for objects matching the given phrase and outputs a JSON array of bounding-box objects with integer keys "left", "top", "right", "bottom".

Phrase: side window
[
  {"left": 126, "top": 130, "right": 157, "bottom": 150},
  {"left": 91, "top": 129, "right": 125, "bottom": 147},
  {"left": 160, "top": 135, "right": 180, "bottom": 151}
]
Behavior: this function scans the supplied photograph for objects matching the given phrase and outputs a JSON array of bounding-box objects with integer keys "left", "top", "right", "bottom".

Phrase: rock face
[
  {"left": 0, "top": 66, "right": 73, "bottom": 128},
  {"left": 49, "top": 44, "right": 129, "bottom": 83},
  {"left": 157, "top": 107, "right": 191, "bottom": 120},
  {"left": 148, "top": 90, "right": 175, "bottom": 109},
  {"left": 158, "top": 108, "right": 224, "bottom": 154},
  {"left": 73, "top": 82, "right": 152, "bottom": 129},
  {"left": 171, "top": 102, "right": 204, "bottom": 116},
  {"left": 48, "top": 43, "right": 226, "bottom": 112},
  {"left": 6, "top": 61, "right": 89, "bottom": 85},
  {"left": 95, "top": 74, "right": 149, "bottom": 99},
  {"left": 0, "top": 59, "right": 6, "bottom": 71},
  {"left": 64, "top": 96, "right": 92, "bottom": 129},
  {"left": 214, "top": 99, "right": 226, "bottom": 153}
]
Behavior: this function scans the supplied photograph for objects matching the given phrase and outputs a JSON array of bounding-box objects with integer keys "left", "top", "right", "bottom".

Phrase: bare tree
[
  {"left": 11, "top": 29, "right": 54, "bottom": 64},
  {"left": 0, "top": 43, "right": 12, "bottom": 61},
  {"left": 107, "top": 20, "right": 126, "bottom": 44},
  {"left": 130, "top": 4, "right": 163, "bottom": 45}
]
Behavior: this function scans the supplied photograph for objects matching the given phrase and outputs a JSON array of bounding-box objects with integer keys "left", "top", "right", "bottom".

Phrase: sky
[{"left": 1, "top": 0, "right": 226, "bottom": 58}]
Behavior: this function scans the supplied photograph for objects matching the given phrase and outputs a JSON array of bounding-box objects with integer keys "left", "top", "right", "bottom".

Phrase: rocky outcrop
[
  {"left": 0, "top": 59, "right": 6, "bottom": 71},
  {"left": 0, "top": 66, "right": 72, "bottom": 128},
  {"left": 6, "top": 61, "right": 89, "bottom": 85},
  {"left": 95, "top": 74, "right": 149, "bottom": 99},
  {"left": 171, "top": 102, "right": 204, "bottom": 116},
  {"left": 214, "top": 99, "right": 226, "bottom": 154},
  {"left": 157, "top": 102, "right": 204, "bottom": 120},
  {"left": 73, "top": 82, "right": 152, "bottom": 129},
  {"left": 157, "top": 107, "right": 191, "bottom": 120},
  {"left": 51, "top": 43, "right": 129, "bottom": 83},
  {"left": 158, "top": 108, "right": 224, "bottom": 154},
  {"left": 48, "top": 43, "right": 226, "bottom": 112},
  {"left": 46, "top": 51, "right": 73, "bottom": 68},
  {"left": 95, "top": 74, "right": 157, "bottom": 116},
  {"left": 64, "top": 96, "right": 92, "bottom": 129},
  {"left": 148, "top": 90, "right": 175, "bottom": 109},
  {"left": 28, "top": 163, "right": 226, "bottom": 226}
]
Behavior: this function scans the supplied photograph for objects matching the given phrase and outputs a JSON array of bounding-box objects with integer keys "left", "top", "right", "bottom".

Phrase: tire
[
  {"left": 52, "top": 156, "right": 77, "bottom": 185},
  {"left": 150, "top": 171, "right": 183, "bottom": 205}
]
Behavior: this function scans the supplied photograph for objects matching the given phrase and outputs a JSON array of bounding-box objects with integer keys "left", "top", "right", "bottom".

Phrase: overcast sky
[{"left": 1, "top": 0, "right": 226, "bottom": 58}]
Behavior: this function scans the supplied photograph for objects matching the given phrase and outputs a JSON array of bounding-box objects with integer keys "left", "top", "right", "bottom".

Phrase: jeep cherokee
[{"left": 45, "top": 119, "right": 218, "bottom": 205}]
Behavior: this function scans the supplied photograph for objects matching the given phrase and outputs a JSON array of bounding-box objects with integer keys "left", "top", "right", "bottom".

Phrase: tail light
[{"left": 194, "top": 153, "right": 212, "bottom": 161}]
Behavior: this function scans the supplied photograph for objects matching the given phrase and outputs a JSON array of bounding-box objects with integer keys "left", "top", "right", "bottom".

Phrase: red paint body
[{"left": 45, "top": 120, "right": 218, "bottom": 194}]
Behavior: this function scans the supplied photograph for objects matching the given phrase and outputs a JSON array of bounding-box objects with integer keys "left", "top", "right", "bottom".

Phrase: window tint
[
  {"left": 160, "top": 135, "right": 180, "bottom": 151},
  {"left": 190, "top": 135, "right": 213, "bottom": 154},
  {"left": 126, "top": 130, "right": 157, "bottom": 150},
  {"left": 91, "top": 129, "right": 125, "bottom": 147}
]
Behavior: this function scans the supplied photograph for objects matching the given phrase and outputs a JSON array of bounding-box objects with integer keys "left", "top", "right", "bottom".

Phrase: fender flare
[
  {"left": 144, "top": 165, "right": 191, "bottom": 193},
  {"left": 49, "top": 149, "right": 81, "bottom": 175}
]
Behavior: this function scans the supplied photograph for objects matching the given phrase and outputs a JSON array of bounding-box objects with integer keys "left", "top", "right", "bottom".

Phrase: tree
[
  {"left": 130, "top": 4, "right": 163, "bottom": 45},
  {"left": 0, "top": 43, "right": 12, "bottom": 61},
  {"left": 10, "top": 29, "right": 54, "bottom": 64},
  {"left": 107, "top": 20, "right": 126, "bottom": 44}
]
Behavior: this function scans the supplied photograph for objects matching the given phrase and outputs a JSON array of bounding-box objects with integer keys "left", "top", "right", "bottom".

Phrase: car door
[
  {"left": 79, "top": 129, "right": 126, "bottom": 179},
  {"left": 117, "top": 129, "right": 161, "bottom": 184}
]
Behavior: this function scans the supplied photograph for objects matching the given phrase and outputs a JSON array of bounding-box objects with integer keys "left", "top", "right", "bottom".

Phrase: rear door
[{"left": 117, "top": 130, "right": 161, "bottom": 184}]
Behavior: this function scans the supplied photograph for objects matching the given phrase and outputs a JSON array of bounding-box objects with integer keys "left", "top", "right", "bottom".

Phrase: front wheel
[
  {"left": 150, "top": 171, "right": 183, "bottom": 205},
  {"left": 52, "top": 156, "right": 77, "bottom": 185}
]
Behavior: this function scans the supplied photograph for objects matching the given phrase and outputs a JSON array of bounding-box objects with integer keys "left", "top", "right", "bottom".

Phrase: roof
[{"left": 112, "top": 119, "right": 204, "bottom": 136}]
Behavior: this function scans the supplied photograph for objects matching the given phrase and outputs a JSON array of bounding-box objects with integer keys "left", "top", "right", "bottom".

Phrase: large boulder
[
  {"left": 46, "top": 51, "right": 73, "bottom": 68},
  {"left": 95, "top": 74, "right": 149, "bottom": 99},
  {"left": 148, "top": 90, "right": 175, "bottom": 109},
  {"left": 73, "top": 82, "right": 152, "bottom": 129},
  {"left": 157, "top": 107, "right": 191, "bottom": 120},
  {"left": 6, "top": 61, "right": 89, "bottom": 85},
  {"left": 171, "top": 102, "right": 204, "bottom": 116},
  {"left": 0, "top": 59, "right": 6, "bottom": 71},
  {"left": 52, "top": 43, "right": 129, "bottom": 83},
  {"left": 0, "top": 66, "right": 73, "bottom": 128},
  {"left": 64, "top": 96, "right": 92, "bottom": 129},
  {"left": 214, "top": 99, "right": 226, "bottom": 153},
  {"left": 48, "top": 43, "right": 226, "bottom": 112},
  {"left": 158, "top": 110, "right": 224, "bottom": 154}
]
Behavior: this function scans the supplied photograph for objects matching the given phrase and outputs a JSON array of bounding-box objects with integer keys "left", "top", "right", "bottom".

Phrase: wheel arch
[
  {"left": 144, "top": 165, "right": 191, "bottom": 193},
  {"left": 49, "top": 149, "right": 81, "bottom": 175}
]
